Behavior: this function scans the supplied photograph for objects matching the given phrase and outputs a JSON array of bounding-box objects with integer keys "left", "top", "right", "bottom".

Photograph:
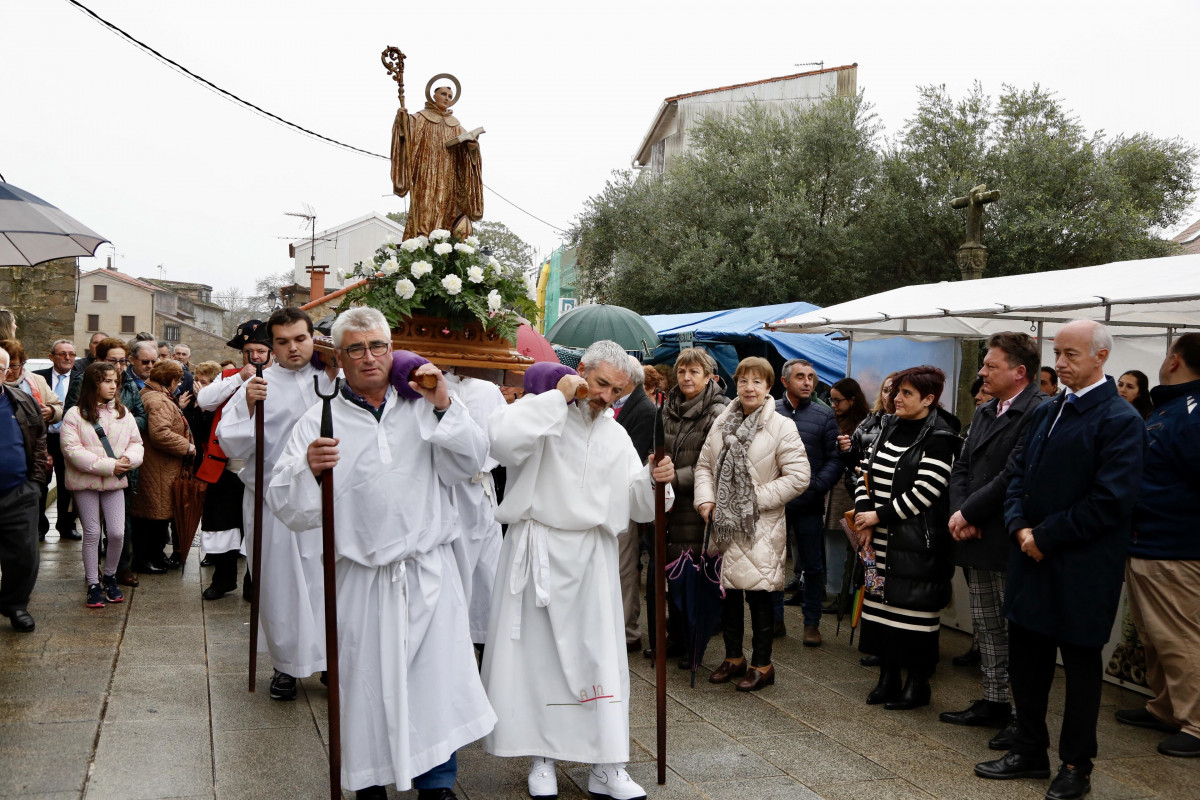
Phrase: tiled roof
[
  {"left": 664, "top": 63, "right": 858, "bottom": 103},
  {"left": 80, "top": 267, "right": 159, "bottom": 292},
  {"left": 1173, "top": 218, "right": 1200, "bottom": 254}
]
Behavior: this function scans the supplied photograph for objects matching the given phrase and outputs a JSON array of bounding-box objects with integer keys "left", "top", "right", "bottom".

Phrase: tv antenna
[
  {"left": 794, "top": 61, "right": 824, "bottom": 70},
  {"left": 285, "top": 204, "right": 318, "bottom": 271}
]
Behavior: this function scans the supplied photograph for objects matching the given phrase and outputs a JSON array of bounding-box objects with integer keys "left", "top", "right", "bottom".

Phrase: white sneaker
[
  {"left": 528, "top": 756, "right": 558, "bottom": 798},
  {"left": 588, "top": 763, "right": 646, "bottom": 800}
]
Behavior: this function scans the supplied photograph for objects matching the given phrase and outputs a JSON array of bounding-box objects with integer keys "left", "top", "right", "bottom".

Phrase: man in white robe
[
  {"left": 481, "top": 342, "right": 675, "bottom": 800},
  {"left": 267, "top": 307, "right": 494, "bottom": 800},
  {"left": 217, "top": 307, "right": 336, "bottom": 700},
  {"left": 444, "top": 371, "right": 506, "bottom": 645}
]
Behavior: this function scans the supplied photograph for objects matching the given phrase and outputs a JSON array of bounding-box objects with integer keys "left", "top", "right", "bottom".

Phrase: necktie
[{"left": 49, "top": 372, "right": 68, "bottom": 433}]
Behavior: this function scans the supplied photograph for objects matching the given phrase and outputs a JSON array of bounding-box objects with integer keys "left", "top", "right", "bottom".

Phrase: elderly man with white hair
[
  {"left": 268, "top": 307, "right": 494, "bottom": 800},
  {"left": 481, "top": 340, "right": 675, "bottom": 800},
  {"left": 974, "top": 319, "right": 1146, "bottom": 800}
]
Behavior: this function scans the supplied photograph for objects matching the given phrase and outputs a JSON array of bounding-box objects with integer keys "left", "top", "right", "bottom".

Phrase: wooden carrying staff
[
  {"left": 314, "top": 375, "right": 344, "bottom": 800},
  {"left": 652, "top": 395, "right": 668, "bottom": 785},
  {"left": 248, "top": 360, "right": 266, "bottom": 693}
]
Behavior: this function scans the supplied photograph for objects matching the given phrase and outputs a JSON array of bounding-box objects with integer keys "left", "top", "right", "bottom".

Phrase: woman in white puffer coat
[{"left": 694, "top": 356, "right": 810, "bottom": 692}]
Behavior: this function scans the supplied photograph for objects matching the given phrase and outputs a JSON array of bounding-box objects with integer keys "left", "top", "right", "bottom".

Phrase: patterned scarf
[{"left": 711, "top": 400, "right": 764, "bottom": 548}]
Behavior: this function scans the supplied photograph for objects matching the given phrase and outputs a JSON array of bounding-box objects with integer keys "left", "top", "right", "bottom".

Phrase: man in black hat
[{"left": 193, "top": 320, "right": 274, "bottom": 600}]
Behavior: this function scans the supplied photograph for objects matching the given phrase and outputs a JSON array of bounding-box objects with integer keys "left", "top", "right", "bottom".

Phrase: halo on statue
[{"left": 425, "top": 73, "right": 461, "bottom": 107}]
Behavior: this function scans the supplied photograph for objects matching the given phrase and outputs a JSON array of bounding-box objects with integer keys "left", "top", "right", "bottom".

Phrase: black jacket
[
  {"left": 616, "top": 384, "right": 656, "bottom": 463},
  {"left": 1133, "top": 379, "right": 1200, "bottom": 560},
  {"left": 862, "top": 411, "right": 962, "bottom": 612},
  {"left": 776, "top": 395, "right": 840, "bottom": 513},
  {"left": 0, "top": 384, "right": 49, "bottom": 485},
  {"left": 948, "top": 382, "right": 1048, "bottom": 570},
  {"left": 1004, "top": 377, "right": 1146, "bottom": 648}
]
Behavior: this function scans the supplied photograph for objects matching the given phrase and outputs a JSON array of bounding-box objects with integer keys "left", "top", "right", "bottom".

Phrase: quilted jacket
[
  {"left": 130, "top": 381, "right": 192, "bottom": 520},
  {"left": 694, "top": 398, "right": 810, "bottom": 592},
  {"left": 663, "top": 382, "right": 729, "bottom": 554},
  {"left": 59, "top": 402, "right": 145, "bottom": 491}
]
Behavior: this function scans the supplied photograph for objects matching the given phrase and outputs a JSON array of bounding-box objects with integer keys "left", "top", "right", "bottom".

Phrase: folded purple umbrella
[
  {"left": 523, "top": 362, "right": 577, "bottom": 397},
  {"left": 389, "top": 349, "right": 433, "bottom": 400}
]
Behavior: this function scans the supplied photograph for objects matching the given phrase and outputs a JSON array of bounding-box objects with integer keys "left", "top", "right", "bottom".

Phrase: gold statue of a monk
[{"left": 390, "top": 73, "right": 484, "bottom": 240}]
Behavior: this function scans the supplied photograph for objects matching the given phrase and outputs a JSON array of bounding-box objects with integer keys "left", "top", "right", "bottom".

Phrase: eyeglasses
[
  {"left": 5, "top": 363, "right": 24, "bottom": 372},
  {"left": 340, "top": 341, "right": 390, "bottom": 360},
  {"left": 830, "top": 396, "right": 849, "bottom": 405},
  {"left": 106, "top": 358, "right": 129, "bottom": 366},
  {"left": 53, "top": 351, "right": 75, "bottom": 359},
  {"left": 136, "top": 358, "right": 155, "bottom": 366}
]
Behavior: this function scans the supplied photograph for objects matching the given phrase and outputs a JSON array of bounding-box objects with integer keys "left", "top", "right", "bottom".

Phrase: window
[
  {"left": 93, "top": 284, "right": 107, "bottom": 301},
  {"left": 164, "top": 325, "right": 180, "bottom": 342},
  {"left": 121, "top": 316, "right": 136, "bottom": 333},
  {"left": 87, "top": 314, "right": 100, "bottom": 331}
]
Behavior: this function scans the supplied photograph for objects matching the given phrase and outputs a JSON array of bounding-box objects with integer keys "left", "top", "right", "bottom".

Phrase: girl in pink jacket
[{"left": 60, "top": 362, "right": 144, "bottom": 608}]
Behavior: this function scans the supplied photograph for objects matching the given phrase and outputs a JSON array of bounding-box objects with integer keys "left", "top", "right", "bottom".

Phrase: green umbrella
[{"left": 545, "top": 304, "right": 661, "bottom": 353}]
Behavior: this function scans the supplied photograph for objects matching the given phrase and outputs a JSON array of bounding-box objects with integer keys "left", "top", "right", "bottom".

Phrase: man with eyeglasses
[
  {"left": 218, "top": 307, "right": 338, "bottom": 702},
  {"left": 268, "top": 306, "right": 493, "bottom": 800},
  {"left": 35, "top": 340, "right": 81, "bottom": 540},
  {"left": 193, "top": 319, "right": 275, "bottom": 601},
  {"left": 127, "top": 341, "right": 158, "bottom": 390}
]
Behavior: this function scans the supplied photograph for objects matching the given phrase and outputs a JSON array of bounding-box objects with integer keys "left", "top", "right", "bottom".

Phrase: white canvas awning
[{"left": 766, "top": 254, "right": 1200, "bottom": 341}]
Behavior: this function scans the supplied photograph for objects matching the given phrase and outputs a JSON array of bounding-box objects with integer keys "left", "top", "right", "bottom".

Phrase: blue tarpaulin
[{"left": 643, "top": 302, "right": 848, "bottom": 387}]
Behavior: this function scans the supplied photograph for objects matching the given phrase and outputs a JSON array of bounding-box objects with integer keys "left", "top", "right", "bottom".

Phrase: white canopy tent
[{"left": 766, "top": 254, "right": 1200, "bottom": 382}]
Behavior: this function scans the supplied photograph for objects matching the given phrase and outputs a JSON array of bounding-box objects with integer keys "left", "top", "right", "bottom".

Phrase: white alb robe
[
  {"left": 481, "top": 390, "right": 668, "bottom": 764},
  {"left": 444, "top": 374, "right": 505, "bottom": 643},
  {"left": 217, "top": 362, "right": 334, "bottom": 677},
  {"left": 267, "top": 387, "right": 496, "bottom": 791}
]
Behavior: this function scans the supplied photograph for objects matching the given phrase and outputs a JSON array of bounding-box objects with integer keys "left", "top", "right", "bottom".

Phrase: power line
[{"left": 62, "top": 0, "right": 570, "bottom": 235}]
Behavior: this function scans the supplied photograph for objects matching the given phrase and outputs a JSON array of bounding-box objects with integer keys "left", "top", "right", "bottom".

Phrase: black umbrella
[
  {"left": 665, "top": 522, "right": 726, "bottom": 687},
  {"left": 0, "top": 180, "right": 109, "bottom": 267}
]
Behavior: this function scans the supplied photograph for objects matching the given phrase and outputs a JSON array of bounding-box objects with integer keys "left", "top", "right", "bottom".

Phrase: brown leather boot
[
  {"left": 709, "top": 658, "right": 748, "bottom": 684},
  {"left": 803, "top": 624, "right": 822, "bottom": 647},
  {"left": 735, "top": 664, "right": 776, "bottom": 692}
]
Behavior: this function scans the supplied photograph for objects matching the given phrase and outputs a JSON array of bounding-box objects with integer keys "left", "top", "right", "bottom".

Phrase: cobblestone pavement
[{"left": 2, "top": 522, "right": 1195, "bottom": 799}]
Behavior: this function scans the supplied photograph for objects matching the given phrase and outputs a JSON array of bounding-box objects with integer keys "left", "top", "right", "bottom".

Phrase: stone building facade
[{"left": 0, "top": 257, "right": 78, "bottom": 358}]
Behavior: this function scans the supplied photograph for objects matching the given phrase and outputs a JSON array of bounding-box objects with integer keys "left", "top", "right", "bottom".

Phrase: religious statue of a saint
[{"left": 388, "top": 63, "right": 484, "bottom": 240}]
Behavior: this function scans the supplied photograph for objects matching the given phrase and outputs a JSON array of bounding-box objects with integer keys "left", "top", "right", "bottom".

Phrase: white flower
[
  {"left": 400, "top": 237, "right": 422, "bottom": 252},
  {"left": 429, "top": 229, "right": 451, "bottom": 241},
  {"left": 487, "top": 289, "right": 502, "bottom": 312},
  {"left": 466, "top": 235, "right": 480, "bottom": 247},
  {"left": 411, "top": 260, "right": 433, "bottom": 278},
  {"left": 416, "top": 235, "right": 429, "bottom": 249},
  {"left": 454, "top": 243, "right": 475, "bottom": 254},
  {"left": 466, "top": 265, "right": 485, "bottom": 283},
  {"left": 384, "top": 234, "right": 395, "bottom": 244},
  {"left": 487, "top": 255, "right": 501, "bottom": 272},
  {"left": 442, "top": 274, "right": 463, "bottom": 295},
  {"left": 395, "top": 278, "right": 416, "bottom": 299},
  {"left": 433, "top": 242, "right": 453, "bottom": 256},
  {"left": 380, "top": 257, "right": 399, "bottom": 275}
]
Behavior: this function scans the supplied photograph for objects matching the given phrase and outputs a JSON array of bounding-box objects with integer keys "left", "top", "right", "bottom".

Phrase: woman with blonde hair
[{"left": 694, "top": 357, "right": 809, "bottom": 691}]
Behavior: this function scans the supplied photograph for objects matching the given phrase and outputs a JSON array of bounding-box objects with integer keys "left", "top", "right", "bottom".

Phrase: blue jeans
[
  {"left": 413, "top": 753, "right": 458, "bottom": 790},
  {"left": 787, "top": 508, "right": 826, "bottom": 626}
]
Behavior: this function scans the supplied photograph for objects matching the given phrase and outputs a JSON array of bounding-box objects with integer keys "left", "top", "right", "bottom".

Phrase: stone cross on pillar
[{"left": 950, "top": 184, "right": 1000, "bottom": 280}]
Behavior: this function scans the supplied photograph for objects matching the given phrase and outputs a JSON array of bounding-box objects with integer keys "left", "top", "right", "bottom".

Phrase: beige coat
[
  {"left": 130, "top": 381, "right": 192, "bottom": 520},
  {"left": 694, "top": 399, "right": 810, "bottom": 592}
]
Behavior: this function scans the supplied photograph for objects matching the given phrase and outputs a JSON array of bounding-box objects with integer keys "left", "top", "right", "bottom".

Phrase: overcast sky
[{"left": 4, "top": 0, "right": 1197, "bottom": 301}]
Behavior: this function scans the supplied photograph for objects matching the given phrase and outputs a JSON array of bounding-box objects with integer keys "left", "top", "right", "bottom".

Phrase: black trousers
[
  {"left": 0, "top": 481, "right": 41, "bottom": 613},
  {"left": 1009, "top": 620, "right": 1103, "bottom": 771},
  {"left": 44, "top": 432, "right": 76, "bottom": 534},
  {"left": 131, "top": 517, "right": 170, "bottom": 566},
  {"left": 722, "top": 588, "right": 775, "bottom": 667}
]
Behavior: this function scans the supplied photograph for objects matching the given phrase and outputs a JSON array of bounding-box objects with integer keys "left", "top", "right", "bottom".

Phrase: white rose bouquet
[{"left": 339, "top": 231, "right": 537, "bottom": 344}]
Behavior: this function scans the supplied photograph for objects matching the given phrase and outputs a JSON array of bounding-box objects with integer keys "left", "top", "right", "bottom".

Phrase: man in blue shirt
[{"left": 0, "top": 347, "right": 49, "bottom": 633}]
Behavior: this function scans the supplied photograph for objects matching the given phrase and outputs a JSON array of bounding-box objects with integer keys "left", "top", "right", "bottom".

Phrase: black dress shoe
[
  {"left": 940, "top": 699, "right": 1012, "bottom": 727},
  {"left": 974, "top": 752, "right": 1051, "bottom": 780},
  {"left": 59, "top": 529, "right": 83, "bottom": 541},
  {"left": 199, "top": 554, "right": 214, "bottom": 567},
  {"left": 989, "top": 720, "right": 1019, "bottom": 750},
  {"left": 953, "top": 645, "right": 982, "bottom": 666},
  {"left": 783, "top": 576, "right": 801, "bottom": 593},
  {"left": 269, "top": 670, "right": 297, "bottom": 701},
  {"left": 164, "top": 553, "right": 183, "bottom": 570},
  {"left": 2, "top": 608, "right": 35, "bottom": 632},
  {"left": 355, "top": 786, "right": 388, "bottom": 800},
  {"left": 417, "top": 789, "right": 457, "bottom": 800},
  {"left": 202, "top": 584, "right": 235, "bottom": 601},
  {"left": 134, "top": 561, "right": 168, "bottom": 575},
  {"left": 1114, "top": 707, "right": 1180, "bottom": 733},
  {"left": 860, "top": 654, "right": 882, "bottom": 667},
  {"left": 1157, "top": 731, "right": 1200, "bottom": 758},
  {"left": 1046, "top": 764, "right": 1091, "bottom": 799}
]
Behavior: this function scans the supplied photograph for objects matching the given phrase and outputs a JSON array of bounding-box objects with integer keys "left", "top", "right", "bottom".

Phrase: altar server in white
[
  {"left": 268, "top": 307, "right": 494, "bottom": 800},
  {"left": 444, "top": 370, "right": 506, "bottom": 645},
  {"left": 217, "top": 307, "right": 336, "bottom": 701},
  {"left": 481, "top": 343, "right": 675, "bottom": 800}
]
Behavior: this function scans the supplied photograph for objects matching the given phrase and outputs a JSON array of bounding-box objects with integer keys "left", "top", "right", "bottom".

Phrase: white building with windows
[{"left": 289, "top": 212, "right": 406, "bottom": 293}]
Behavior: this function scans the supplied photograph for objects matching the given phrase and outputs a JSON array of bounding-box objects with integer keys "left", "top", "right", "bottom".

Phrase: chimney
[{"left": 308, "top": 266, "right": 327, "bottom": 301}]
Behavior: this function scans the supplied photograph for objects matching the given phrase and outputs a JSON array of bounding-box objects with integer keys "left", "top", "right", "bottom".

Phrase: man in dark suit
[
  {"left": 34, "top": 338, "right": 80, "bottom": 541},
  {"left": 942, "top": 332, "right": 1047, "bottom": 743},
  {"left": 975, "top": 320, "right": 1146, "bottom": 800},
  {"left": 616, "top": 356, "right": 657, "bottom": 652}
]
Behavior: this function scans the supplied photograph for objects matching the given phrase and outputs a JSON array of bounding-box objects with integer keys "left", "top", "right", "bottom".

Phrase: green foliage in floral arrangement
[{"left": 336, "top": 229, "right": 539, "bottom": 345}]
